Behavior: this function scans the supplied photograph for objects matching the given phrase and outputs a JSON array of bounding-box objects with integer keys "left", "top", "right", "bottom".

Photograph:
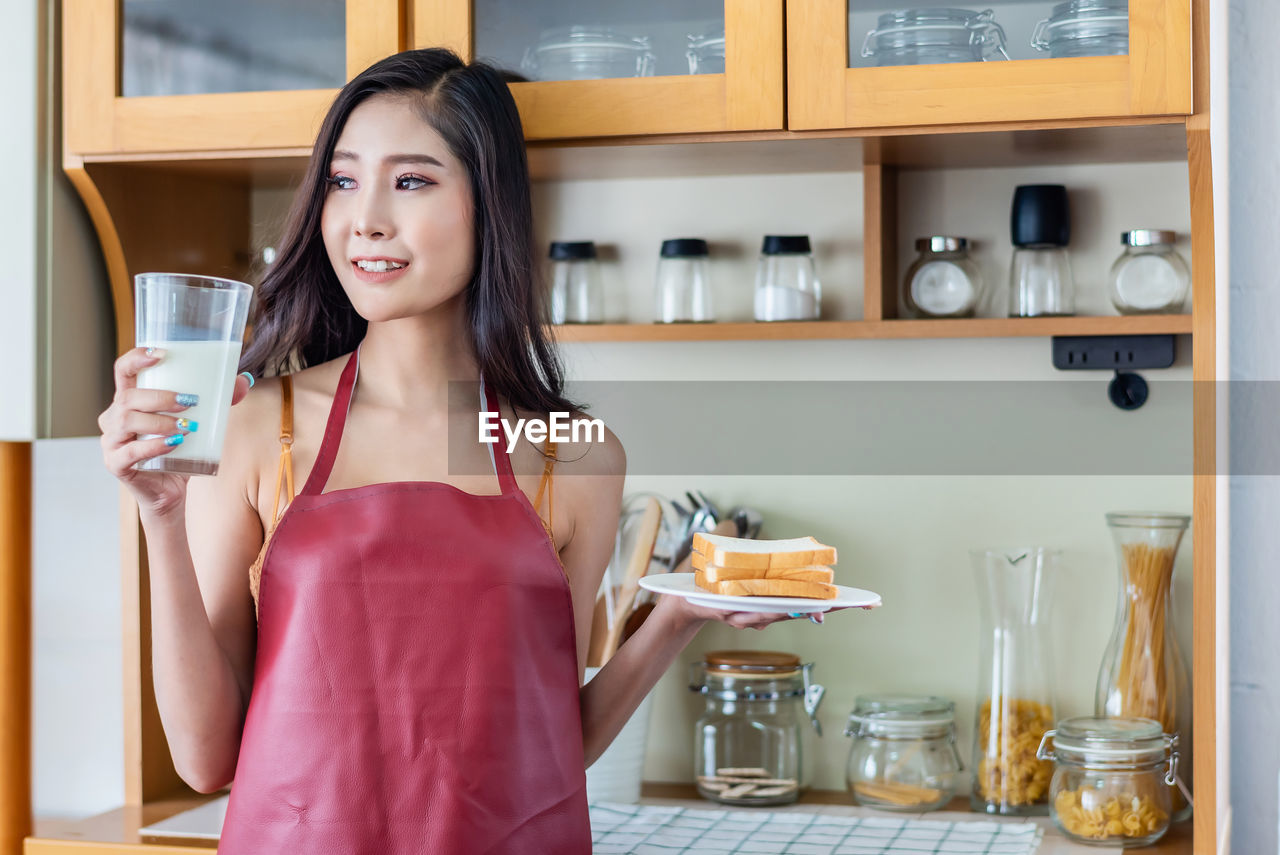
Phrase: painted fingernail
[
  {"left": 175, "top": 393, "right": 199, "bottom": 408},
  {"left": 787, "top": 612, "right": 805, "bottom": 618},
  {"left": 144, "top": 346, "right": 166, "bottom": 359},
  {"left": 175, "top": 418, "right": 199, "bottom": 433},
  {"left": 164, "top": 433, "right": 185, "bottom": 447},
  {"left": 239, "top": 371, "right": 255, "bottom": 389}
]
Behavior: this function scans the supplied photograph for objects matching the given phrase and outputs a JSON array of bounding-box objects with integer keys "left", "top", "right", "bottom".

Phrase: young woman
[{"left": 98, "top": 48, "right": 805, "bottom": 853}]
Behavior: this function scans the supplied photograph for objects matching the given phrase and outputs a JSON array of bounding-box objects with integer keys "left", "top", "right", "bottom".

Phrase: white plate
[{"left": 638, "top": 573, "right": 882, "bottom": 614}]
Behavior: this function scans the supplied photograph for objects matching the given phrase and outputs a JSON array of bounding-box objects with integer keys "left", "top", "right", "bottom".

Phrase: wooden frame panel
[
  {"left": 411, "top": 0, "right": 784, "bottom": 139},
  {"left": 62, "top": 0, "right": 401, "bottom": 157},
  {"left": 788, "top": 0, "right": 1192, "bottom": 131}
]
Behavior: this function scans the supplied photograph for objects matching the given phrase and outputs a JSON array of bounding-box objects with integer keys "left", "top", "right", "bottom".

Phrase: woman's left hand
[{"left": 657, "top": 592, "right": 855, "bottom": 630}]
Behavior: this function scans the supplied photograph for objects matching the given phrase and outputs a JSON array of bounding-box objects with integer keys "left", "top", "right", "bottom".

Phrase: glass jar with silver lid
[
  {"left": 1108, "top": 230, "right": 1190, "bottom": 314},
  {"left": 1037, "top": 716, "right": 1182, "bottom": 847},
  {"left": 903, "top": 236, "right": 984, "bottom": 318},
  {"left": 521, "top": 27, "right": 655, "bottom": 81},
  {"left": 690, "top": 650, "right": 824, "bottom": 806},
  {"left": 1032, "top": 0, "right": 1129, "bottom": 58},
  {"left": 844, "top": 695, "right": 963, "bottom": 812},
  {"left": 861, "top": 8, "right": 1009, "bottom": 67},
  {"left": 687, "top": 29, "right": 725, "bottom": 75}
]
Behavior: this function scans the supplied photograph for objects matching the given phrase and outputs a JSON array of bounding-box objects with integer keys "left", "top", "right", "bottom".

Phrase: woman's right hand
[{"left": 99, "top": 347, "right": 250, "bottom": 520}]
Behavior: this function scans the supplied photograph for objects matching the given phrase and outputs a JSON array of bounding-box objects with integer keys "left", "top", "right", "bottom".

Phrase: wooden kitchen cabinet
[
  {"left": 62, "top": 0, "right": 400, "bottom": 155},
  {"left": 31, "top": 0, "right": 1219, "bottom": 853},
  {"left": 788, "top": 0, "right": 1192, "bottom": 131},
  {"left": 411, "top": 0, "right": 785, "bottom": 139}
]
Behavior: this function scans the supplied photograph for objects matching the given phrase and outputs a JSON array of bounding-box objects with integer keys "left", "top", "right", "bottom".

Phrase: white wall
[
  {"left": 31, "top": 439, "right": 124, "bottom": 819},
  {"left": 1, "top": 0, "right": 39, "bottom": 440},
  {"left": 1228, "top": 0, "right": 1279, "bottom": 852}
]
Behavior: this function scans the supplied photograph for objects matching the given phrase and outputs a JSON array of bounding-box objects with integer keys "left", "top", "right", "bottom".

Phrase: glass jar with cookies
[
  {"left": 689, "top": 650, "right": 824, "bottom": 806},
  {"left": 970, "top": 548, "right": 1060, "bottom": 815}
]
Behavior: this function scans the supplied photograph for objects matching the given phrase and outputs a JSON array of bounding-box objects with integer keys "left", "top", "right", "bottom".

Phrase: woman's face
[{"left": 321, "top": 94, "right": 475, "bottom": 324}]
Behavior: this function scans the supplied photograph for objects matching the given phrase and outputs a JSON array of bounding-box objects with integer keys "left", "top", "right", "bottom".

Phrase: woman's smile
[{"left": 350, "top": 255, "right": 412, "bottom": 283}]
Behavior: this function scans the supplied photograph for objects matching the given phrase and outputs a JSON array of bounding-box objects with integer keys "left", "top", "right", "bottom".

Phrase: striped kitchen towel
[{"left": 589, "top": 802, "right": 1043, "bottom": 855}]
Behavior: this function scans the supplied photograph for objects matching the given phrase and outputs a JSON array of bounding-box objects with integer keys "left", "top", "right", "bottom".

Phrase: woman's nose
[{"left": 352, "top": 191, "right": 394, "bottom": 239}]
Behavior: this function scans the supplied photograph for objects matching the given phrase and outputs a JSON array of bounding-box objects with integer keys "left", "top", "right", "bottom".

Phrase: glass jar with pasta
[
  {"left": 1037, "top": 716, "right": 1178, "bottom": 847},
  {"left": 1095, "top": 512, "right": 1193, "bottom": 821},
  {"left": 970, "top": 548, "right": 1059, "bottom": 815}
]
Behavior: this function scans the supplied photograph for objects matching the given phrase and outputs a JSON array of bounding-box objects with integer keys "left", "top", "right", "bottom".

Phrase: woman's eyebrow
[{"left": 331, "top": 150, "right": 445, "bottom": 168}]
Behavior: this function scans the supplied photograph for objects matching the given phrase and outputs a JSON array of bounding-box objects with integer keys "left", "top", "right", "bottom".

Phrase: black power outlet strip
[{"left": 1051, "top": 335, "right": 1176, "bottom": 370}]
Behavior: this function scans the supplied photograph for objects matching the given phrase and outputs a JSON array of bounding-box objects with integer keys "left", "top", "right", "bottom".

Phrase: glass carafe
[
  {"left": 970, "top": 547, "right": 1058, "bottom": 815},
  {"left": 1096, "top": 512, "right": 1192, "bottom": 821}
]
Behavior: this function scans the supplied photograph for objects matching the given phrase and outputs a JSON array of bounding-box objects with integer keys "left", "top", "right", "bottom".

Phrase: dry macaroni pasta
[
  {"left": 1054, "top": 788, "right": 1168, "bottom": 840},
  {"left": 974, "top": 697, "right": 1054, "bottom": 807}
]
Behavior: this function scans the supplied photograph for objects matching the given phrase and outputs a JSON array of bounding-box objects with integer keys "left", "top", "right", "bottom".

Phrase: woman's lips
[{"left": 351, "top": 261, "right": 410, "bottom": 283}]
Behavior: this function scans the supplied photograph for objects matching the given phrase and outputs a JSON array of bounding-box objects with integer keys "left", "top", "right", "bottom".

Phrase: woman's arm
[
  {"left": 550, "top": 417, "right": 806, "bottom": 766},
  {"left": 100, "top": 349, "right": 263, "bottom": 793},
  {"left": 578, "top": 590, "right": 799, "bottom": 766}
]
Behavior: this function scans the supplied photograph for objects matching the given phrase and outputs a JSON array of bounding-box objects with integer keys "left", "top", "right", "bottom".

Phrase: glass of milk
[{"left": 133, "top": 273, "right": 253, "bottom": 476}]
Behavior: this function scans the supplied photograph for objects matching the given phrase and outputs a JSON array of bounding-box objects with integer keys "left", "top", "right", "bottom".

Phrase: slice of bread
[
  {"left": 699, "top": 564, "right": 835, "bottom": 585},
  {"left": 692, "top": 533, "right": 837, "bottom": 570},
  {"left": 706, "top": 578, "right": 837, "bottom": 600}
]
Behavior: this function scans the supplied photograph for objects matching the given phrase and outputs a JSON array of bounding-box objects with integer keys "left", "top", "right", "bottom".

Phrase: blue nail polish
[
  {"left": 787, "top": 612, "right": 805, "bottom": 618},
  {"left": 175, "top": 418, "right": 199, "bottom": 433},
  {"left": 239, "top": 371, "right": 255, "bottom": 389},
  {"left": 164, "top": 433, "right": 185, "bottom": 447},
  {"left": 175, "top": 393, "right": 199, "bottom": 408}
]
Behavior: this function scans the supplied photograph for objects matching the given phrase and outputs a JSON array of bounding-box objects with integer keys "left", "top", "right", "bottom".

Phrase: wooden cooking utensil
[
  {"left": 597, "top": 497, "right": 662, "bottom": 664},
  {"left": 621, "top": 518, "right": 738, "bottom": 644},
  {"left": 586, "top": 593, "right": 610, "bottom": 668}
]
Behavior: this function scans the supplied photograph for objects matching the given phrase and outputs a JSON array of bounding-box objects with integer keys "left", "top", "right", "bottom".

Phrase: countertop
[{"left": 26, "top": 784, "right": 1193, "bottom": 854}]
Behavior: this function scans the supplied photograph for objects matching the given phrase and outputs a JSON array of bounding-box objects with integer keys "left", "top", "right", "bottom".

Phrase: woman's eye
[
  {"left": 326, "top": 174, "right": 355, "bottom": 190},
  {"left": 396, "top": 174, "right": 432, "bottom": 190}
]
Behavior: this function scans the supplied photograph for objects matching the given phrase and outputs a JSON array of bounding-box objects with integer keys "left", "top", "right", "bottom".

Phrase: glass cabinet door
[
  {"left": 850, "top": 1, "right": 1127, "bottom": 70},
  {"left": 472, "top": 0, "right": 724, "bottom": 82},
  {"left": 412, "top": 0, "right": 784, "bottom": 139},
  {"left": 64, "top": 0, "right": 400, "bottom": 155},
  {"left": 789, "top": 0, "right": 1190, "bottom": 130},
  {"left": 121, "top": 0, "right": 347, "bottom": 96}
]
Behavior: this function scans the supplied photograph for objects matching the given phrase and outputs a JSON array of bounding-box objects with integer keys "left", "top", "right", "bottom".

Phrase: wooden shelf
[
  {"left": 72, "top": 117, "right": 1189, "bottom": 185},
  {"left": 551, "top": 314, "right": 1194, "bottom": 343}
]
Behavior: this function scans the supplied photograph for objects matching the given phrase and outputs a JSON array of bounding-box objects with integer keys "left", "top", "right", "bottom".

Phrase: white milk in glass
[{"left": 137, "top": 340, "right": 242, "bottom": 475}]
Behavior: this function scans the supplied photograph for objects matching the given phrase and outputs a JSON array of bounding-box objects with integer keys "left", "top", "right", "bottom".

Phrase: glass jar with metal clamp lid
[
  {"left": 861, "top": 8, "right": 1009, "bottom": 67},
  {"left": 1108, "top": 230, "right": 1190, "bottom": 314},
  {"left": 903, "top": 236, "right": 984, "bottom": 318},
  {"left": 690, "top": 650, "right": 824, "bottom": 805},
  {"left": 844, "top": 695, "right": 963, "bottom": 812},
  {"left": 1032, "top": 0, "right": 1129, "bottom": 58},
  {"left": 1037, "top": 716, "right": 1185, "bottom": 846}
]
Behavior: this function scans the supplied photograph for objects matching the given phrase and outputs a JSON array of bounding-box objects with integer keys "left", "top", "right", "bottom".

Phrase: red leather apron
[{"left": 219, "top": 349, "right": 590, "bottom": 854}]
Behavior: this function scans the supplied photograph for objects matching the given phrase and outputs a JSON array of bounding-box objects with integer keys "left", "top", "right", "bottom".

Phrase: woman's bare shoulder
[
  {"left": 219, "top": 356, "right": 349, "bottom": 505},
  {"left": 551, "top": 409, "right": 625, "bottom": 480}
]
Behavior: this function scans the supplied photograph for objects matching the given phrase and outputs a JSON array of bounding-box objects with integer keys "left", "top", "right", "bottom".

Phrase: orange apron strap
[
  {"left": 251, "top": 375, "right": 296, "bottom": 619},
  {"left": 532, "top": 436, "right": 557, "bottom": 534},
  {"left": 270, "top": 376, "right": 295, "bottom": 524}
]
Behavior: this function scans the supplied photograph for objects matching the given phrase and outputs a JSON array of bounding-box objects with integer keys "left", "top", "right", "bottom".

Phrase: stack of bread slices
[{"left": 691, "top": 533, "right": 838, "bottom": 599}]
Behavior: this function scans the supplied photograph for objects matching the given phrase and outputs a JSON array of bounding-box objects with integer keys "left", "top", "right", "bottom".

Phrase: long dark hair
[{"left": 240, "top": 48, "right": 580, "bottom": 419}]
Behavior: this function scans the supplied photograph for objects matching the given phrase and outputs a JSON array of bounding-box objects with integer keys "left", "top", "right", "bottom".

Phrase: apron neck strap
[
  {"left": 299, "top": 348, "right": 360, "bottom": 496},
  {"left": 481, "top": 373, "right": 519, "bottom": 496}
]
